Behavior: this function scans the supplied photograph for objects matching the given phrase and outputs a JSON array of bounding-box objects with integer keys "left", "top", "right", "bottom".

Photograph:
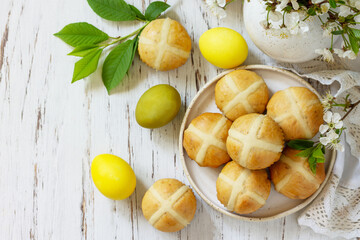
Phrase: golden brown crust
[
  {"left": 270, "top": 147, "right": 326, "bottom": 199},
  {"left": 226, "top": 113, "right": 284, "bottom": 169},
  {"left": 216, "top": 161, "right": 271, "bottom": 214},
  {"left": 138, "top": 18, "right": 191, "bottom": 71},
  {"left": 183, "top": 113, "right": 232, "bottom": 168},
  {"left": 215, "top": 70, "right": 269, "bottom": 121},
  {"left": 266, "top": 87, "right": 323, "bottom": 140},
  {"left": 142, "top": 178, "right": 196, "bottom": 232}
]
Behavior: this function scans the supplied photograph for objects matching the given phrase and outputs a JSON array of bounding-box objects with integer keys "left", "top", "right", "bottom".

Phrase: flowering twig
[
  {"left": 288, "top": 92, "right": 359, "bottom": 174},
  {"left": 341, "top": 99, "right": 360, "bottom": 120},
  {"left": 260, "top": 0, "right": 360, "bottom": 61}
]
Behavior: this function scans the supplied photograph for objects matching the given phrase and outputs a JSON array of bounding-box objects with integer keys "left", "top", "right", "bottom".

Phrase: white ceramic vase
[{"left": 243, "top": 0, "right": 332, "bottom": 63}]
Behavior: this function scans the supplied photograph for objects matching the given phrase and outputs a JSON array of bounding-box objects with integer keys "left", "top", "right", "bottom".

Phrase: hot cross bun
[
  {"left": 138, "top": 18, "right": 191, "bottom": 71},
  {"left": 215, "top": 70, "right": 269, "bottom": 121}
]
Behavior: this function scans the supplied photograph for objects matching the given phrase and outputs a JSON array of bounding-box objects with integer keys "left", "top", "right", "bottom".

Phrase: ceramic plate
[{"left": 179, "top": 65, "right": 336, "bottom": 222}]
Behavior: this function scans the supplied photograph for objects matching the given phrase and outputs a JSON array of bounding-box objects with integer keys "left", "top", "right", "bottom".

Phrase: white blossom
[
  {"left": 349, "top": 0, "right": 360, "bottom": 10},
  {"left": 320, "top": 3, "right": 330, "bottom": 14},
  {"left": 327, "top": 129, "right": 339, "bottom": 141},
  {"left": 205, "top": 0, "right": 227, "bottom": 19},
  {"left": 277, "top": 0, "right": 300, "bottom": 11},
  {"left": 354, "top": 14, "right": 360, "bottom": 23},
  {"left": 298, "top": 20, "right": 309, "bottom": 33},
  {"left": 315, "top": 48, "right": 334, "bottom": 62},
  {"left": 319, "top": 136, "right": 330, "bottom": 145},
  {"left": 322, "top": 22, "right": 338, "bottom": 37},
  {"left": 319, "top": 124, "right": 329, "bottom": 134},
  {"left": 320, "top": 130, "right": 338, "bottom": 145},
  {"left": 334, "top": 48, "right": 345, "bottom": 58},
  {"left": 323, "top": 111, "right": 344, "bottom": 130},
  {"left": 217, "top": 0, "right": 227, "bottom": 7},
  {"left": 285, "top": 11, "right": 309, "bottom": 34},
  {"left": 291, "top": 0, "right": 299, "bottom": 10},
  {"left": 331, "top": 141, "right": 345, "bottom": 151},
  {"left": 336, "top": 48, "right": 357, "bottom": 59},
  {"left": 279, "top": 0, "right": 290, "bottom": 10},
  {"left": 311, "top": 0, "right": 323, "bottom": 4},
  {"left": 343, "top": 50, "right": 357, "bottom": 60},
  {"left": 321, "top": 91, "right": 334, "bottom": 112},
  {"left": 269, "top": 11, "right": 283, "bottom": 22},
  {"left": 323, "top": 129, "right": 345, "bottom": 152},
  {"left": 339, "top": 5, "right": 352, "bottom": 17}
]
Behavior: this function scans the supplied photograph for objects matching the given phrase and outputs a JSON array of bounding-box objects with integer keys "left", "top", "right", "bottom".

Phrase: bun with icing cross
[
  {"left": 142, "top": 178, "right": 196, "bottom": 232},
  {"left": 183, "top": 112, "right": 232, "bottom": 168},
  {"left": 138, "top": 18, "right": 191, "bottom": 71},
  {"left": 270, "top": 147, "right": 325, "bottom": 199},
  {"left": 226, "top": 113, "right": 284, "bottom": 170},
  {"left": 266, "top": 87, "right": 323, "bottom": 140},
  {"left": 215, "top": 70, "right": 269, "bottom": 121},
  {"left": 216, "top": 161, "right": 271, "bottom": 214}
]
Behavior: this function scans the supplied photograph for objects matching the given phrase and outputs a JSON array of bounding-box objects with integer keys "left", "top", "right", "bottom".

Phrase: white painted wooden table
[{"left": 1, "top": 0, "right": 358, "bottom": 239}]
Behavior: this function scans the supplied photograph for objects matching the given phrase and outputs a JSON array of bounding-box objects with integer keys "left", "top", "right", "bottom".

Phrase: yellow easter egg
[
  {"left": 199, "top": 27, "right": 248, "bottom": 69},
  {"left": 91, "top": 154, "right": 136, "bottom": 200}
]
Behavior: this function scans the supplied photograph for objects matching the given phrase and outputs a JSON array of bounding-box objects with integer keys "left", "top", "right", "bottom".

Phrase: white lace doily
[
  {"left": 298, "top": 173, "right": 360, "bottom": 239},
  {"left": 270, "top": 58, "right": 360, "bottom": 239},
  {"left": 297, "top": 137, "right": 360, "bottom": 239}
]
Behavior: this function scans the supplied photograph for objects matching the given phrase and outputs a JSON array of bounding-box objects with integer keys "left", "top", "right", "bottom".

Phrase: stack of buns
[{"left": 183, "top": 69, "right": 325, "bottom": 214}]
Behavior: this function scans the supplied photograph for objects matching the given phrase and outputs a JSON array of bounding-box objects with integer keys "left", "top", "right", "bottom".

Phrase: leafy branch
[
  {"left": 54, "top": 0, "right": 170, "bottom": 93},
  {"left": 288, "top": 93, "right": 359, "bottom": 174}
]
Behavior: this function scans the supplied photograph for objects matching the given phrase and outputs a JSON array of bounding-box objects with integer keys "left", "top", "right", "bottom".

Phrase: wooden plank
[{"left": 0, "top": 0, "right": 356, "bottom": 239}]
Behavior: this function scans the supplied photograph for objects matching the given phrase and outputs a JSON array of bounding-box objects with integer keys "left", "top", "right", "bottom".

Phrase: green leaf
[
  {"left": 102, "top": 39, "right": 136, "bottom": 93},
  {"left": 329, "top": 0, "right": 337, "bottom": 8},
  {"left": 308, "top": 156, "right": 317, "bottom": 174},
  {"left": 72, "top": 48, "right": 103, "bottom": 83},
  {"left": 307, "top": 8, "right": 316, "bottom": 16},
  {"left": 296, "top": 146, "right": 316, "bottom": 158},
  {"left": 312, "top": 147, "right": 325, "bottom": 160},
  {"left": 331, "top": 30, "right": 344, "bottom": 35},
  {"left": 350, "top": 28, "right": 360, "bottom": 39},
  {"left": 145, "top": 1, "right": 170, "bottom": 21},
  {"left": 287, "top": 139, "right": 314, "bottom": 150},
  {"left": 87, "top": 0, "right": 136, "bottom": 21},
  {"left": 283, "top": 6, "right": 293, "bottom": 13},
  {"left": 54, "top": 22, "right": 109, "bottom": 47},
  {"left": 349, "top": 34, "right": 359, "bottom": 54},
  {"left": 129, "top": 35, "right": 139, "bottom": 72},
  {"left": 129, "top": 4, "right": 146, "bottom": 20},
  {"left": 68, "top": 45, "right": 99, "bottom": 57}
]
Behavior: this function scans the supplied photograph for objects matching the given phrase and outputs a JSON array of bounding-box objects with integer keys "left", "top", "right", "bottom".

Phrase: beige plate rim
[{"left": 178, "top": 64, "right": 336, "bottom": 222}]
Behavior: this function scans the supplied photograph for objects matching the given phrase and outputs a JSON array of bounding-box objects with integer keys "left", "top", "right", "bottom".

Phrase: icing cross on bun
[
  {"left": 183, "top": 112, "right": 232, "bottom": 168},
  {"left": 270, "top": 147, "right": 325, "bottom": 199},
  {"left": 226, "top": 113, "right": 284, "bottom": 170},
  {"left": 215, "top": 70, "right": 269, "bottom": 121},
  {"left": 216, "top": 161, "right": 271, "bottom": 214},
  {"left": 142, "top": 178, "right": 196, "bottom": 232},
  {"left": 266, "top": 86, "right": 323, "bottom": 140},
  {"left": 138, "top": 18, "right": 191, "bottom": 71}
]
